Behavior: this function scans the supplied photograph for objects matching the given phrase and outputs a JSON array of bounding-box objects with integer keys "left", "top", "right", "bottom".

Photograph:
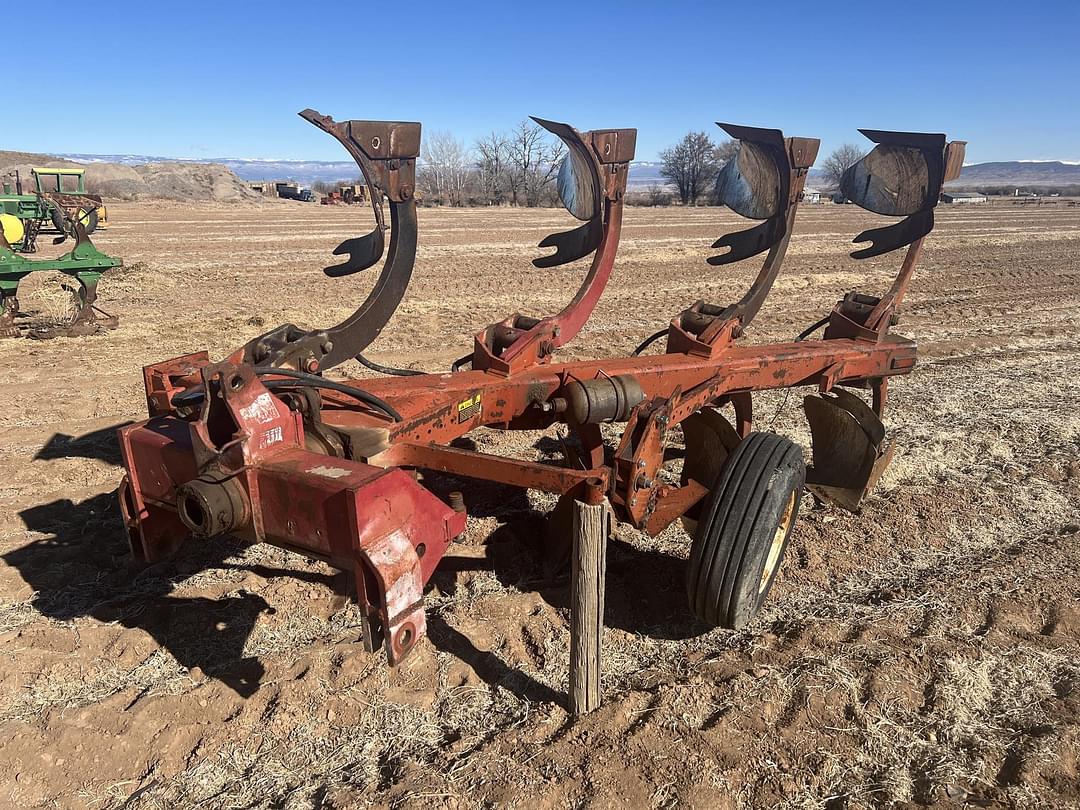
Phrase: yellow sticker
[{"left": 457, "top": 393, "right": 481, "bottom": 422}]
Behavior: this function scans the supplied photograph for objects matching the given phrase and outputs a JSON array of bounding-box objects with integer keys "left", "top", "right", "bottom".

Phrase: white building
[{"left": 941, "top": 192, "right": 987, "bottom": 204}]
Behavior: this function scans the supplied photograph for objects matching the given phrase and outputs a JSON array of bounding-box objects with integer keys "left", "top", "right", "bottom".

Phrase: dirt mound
[
  {"left": 125, "top": 162, "right": 258, "bottom": 203},
  {"left": 0, "top": 150, "right": 83, "bottom": 171},
  {"left": 0, "top": 151, "right": 84, "bottom": 193},
  {"left": 81, "top": 163, "right": 145, "bottom": 200},
  {"left": 0, "top": 151, "right": 259, "bottom": 203}
]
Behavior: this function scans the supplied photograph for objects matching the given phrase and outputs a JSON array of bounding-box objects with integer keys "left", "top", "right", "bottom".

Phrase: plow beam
[
  {"left": 666, "top": 124, "right": 819, "bottom": 356},
  {"left": 803, "top": 388, "right": 894, "bottom": 512},
  {"left": 240, "top": 111, "right": 421, "bottom": 374},
  {"left": 472, "top": 120, "right": 635, "bottom": 374}
]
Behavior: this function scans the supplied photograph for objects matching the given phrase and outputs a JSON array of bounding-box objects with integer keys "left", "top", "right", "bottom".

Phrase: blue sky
[{"left": 10, "top": 0, "right": 1079, "bottom": 164}]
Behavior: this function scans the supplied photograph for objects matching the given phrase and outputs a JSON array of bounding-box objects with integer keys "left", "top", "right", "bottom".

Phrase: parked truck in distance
[{"left": 274, "top": 181, "right": 314, "bottom": 202}]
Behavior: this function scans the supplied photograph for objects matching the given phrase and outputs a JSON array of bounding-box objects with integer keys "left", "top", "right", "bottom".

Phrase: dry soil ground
[{"left": 1, "top": 199, "right": 1079, "bottom": 809}]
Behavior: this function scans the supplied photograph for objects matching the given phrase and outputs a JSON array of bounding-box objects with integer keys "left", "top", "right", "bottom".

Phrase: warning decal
[{"left": 457, "top": 392, "right": 482, "bottom": 423}]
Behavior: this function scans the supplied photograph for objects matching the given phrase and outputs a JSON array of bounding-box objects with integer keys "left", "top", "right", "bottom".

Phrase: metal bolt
[
  {"left": 449, "top": 491, "right": 465, "bottom": 513},
  {"left": 304, "top": 357, "right": 320, "bottom": 373},
  {"left": 371, "top": 136, "right": 381, "bottom": 150}
]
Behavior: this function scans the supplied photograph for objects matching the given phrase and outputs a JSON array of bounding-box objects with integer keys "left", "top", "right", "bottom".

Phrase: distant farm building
[
  {"left": 801, "top": 188, "right": 823, "bottom": 204},
  {"left": 248, "top": 182, "right": 278, "bottom": 197},
  {"left": 942, "top": 192, "right": 987, "bottom": 204}
]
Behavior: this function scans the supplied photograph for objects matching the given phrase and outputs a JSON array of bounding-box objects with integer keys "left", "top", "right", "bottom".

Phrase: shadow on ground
[
  {"left": 423, "top": 470, "right": 708, "bottom": 643},
  {"left": 9, "top": 423, "right": 706, "bottom": 705},
  {"left": 34, "top": 423, "right": 134, "bottom": 465},
  {"left": 12, "top": 493, "right": 273, "bottom": 697}
]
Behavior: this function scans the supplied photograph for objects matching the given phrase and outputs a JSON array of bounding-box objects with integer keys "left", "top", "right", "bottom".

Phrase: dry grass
[{"left": 1, "top": 201, "right": 1078, "bottom": 808}]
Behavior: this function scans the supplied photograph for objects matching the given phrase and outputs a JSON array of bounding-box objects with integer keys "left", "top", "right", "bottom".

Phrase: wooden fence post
[{"left": 568, "top": 496, "right": 609, "bottom": 716}]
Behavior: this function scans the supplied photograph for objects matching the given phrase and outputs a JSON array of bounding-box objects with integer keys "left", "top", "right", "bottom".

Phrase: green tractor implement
[
  {"left": 0, "top": 167, "right": 108, "bottom": 254},
  {"left": 0, "top": 207, "right": 121, "bottom": 339}
]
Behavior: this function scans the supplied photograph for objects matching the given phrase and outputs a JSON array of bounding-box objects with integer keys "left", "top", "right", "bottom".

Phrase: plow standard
[{"left": 117, "top": 110, "right": 964, "bottom": 713}]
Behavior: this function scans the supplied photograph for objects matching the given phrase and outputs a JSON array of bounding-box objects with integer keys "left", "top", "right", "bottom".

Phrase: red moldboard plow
[{"left": 117, "top": 111, "right": 965, "bottom": 713}]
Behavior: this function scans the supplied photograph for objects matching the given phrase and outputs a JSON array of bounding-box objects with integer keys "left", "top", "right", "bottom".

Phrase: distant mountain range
[
  {"left": 54, "top": 153, "right": 1080, "bottom": 189},
  {"left": 946, "top": 160, "right": 1080, "bottom": 186},
  {"left": 57, "top": 153, "right": 365, "bottom": 184}
]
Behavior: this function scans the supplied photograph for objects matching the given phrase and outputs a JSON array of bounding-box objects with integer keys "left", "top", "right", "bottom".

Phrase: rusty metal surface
[
  {"left": 371, "top": 441, "right": 607, "bottom": 495},
  {"left": 663, "top": 124, "right": 821, "bottom": 362},
  {"left": 472, "top": 120, "right": 635, "bottom": 375},
  {"left": 239, "top": 111, "right": 421, "bottom": 373},
  {"left": 803, "top": 389, "right": 893, "bottom": 512},
  {"left": 709, "top": 124, "right": 818, "bottom": 268},
  {"left": 714, "top": 139, "right": 782, "bottom": 220},
  {"left": 841, "top": 130, "right": 960, "bottom": 259},
  {"left": 843, "top": 144, "right": 931, "bottom": 216},
  {"left": 118, "top": 362, "right": 466, "bottom": 666}
]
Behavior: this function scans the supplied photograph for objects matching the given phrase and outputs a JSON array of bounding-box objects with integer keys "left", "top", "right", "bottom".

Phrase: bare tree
[
  {"left": 312, "top": 177, "right": 362, "bottom": 195},
  {"left": 507, "top": 120, "right": 566, "bottom": 207},
  {"left": 821, "top": 143, "right": 867, "bottom": 189},
  {"left": 419, "top": 131, "right": 473, "bottom": 206},
  {"left": 715, "top": 138, "right": 738, "bottom": 166},
  {"left": 646, "top": 184, "right": 673, "bottom": 206},
  {"left": 660, "top": 132, "right": 723, "bottom": 205},
  {"left": 475, "top": 131, "right": 511, "bottom": 205}
]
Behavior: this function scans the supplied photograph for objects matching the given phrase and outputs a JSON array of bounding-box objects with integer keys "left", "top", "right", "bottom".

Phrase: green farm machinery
[
  {"left": 0, "top": 167, "right": 108, "bottom": 254},
  {"left": 0, "top": 210, "right": 121, "bottom": 339}
]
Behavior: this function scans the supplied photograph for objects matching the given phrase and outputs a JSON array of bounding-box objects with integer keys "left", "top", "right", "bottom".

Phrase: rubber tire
[
  {"left": 687, "top": 431, "right": 805, "bottom": 629},
  {"left": 49, "top": 206, "right": 66, "bottom": 233},
  {"left": 48, "top": 207, "right": 97, "bottom": 234},
  {"left": 81, "top": 208, "right": 99, "bottom": 234}
]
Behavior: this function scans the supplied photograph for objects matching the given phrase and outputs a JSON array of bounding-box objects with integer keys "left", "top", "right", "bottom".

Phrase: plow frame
[{"left": 116, "top": 110, "right": 964, "bottom": 711}]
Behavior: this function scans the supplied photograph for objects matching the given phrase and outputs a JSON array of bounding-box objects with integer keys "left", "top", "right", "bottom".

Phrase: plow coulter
[{"left": 116, "top": 110, "right": 964, "bottom": 713}]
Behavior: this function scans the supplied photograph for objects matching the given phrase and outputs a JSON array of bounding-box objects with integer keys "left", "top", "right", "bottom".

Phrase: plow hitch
[{"left": 116, "top": 109, "right": 964, "bottom": 714}]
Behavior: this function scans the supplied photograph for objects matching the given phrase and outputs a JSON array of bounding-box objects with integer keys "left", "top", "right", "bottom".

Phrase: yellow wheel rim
[
  {"left": 759, "top": 491, "right": 796, "bottom": 594},
  {"left": 0, "top": 213, "right": 25, "bottom": 245}
]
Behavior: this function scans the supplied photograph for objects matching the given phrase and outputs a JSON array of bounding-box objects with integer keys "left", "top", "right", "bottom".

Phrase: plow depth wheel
[{"left": 687, "top": 432, "right": 804, "bottom": 629}]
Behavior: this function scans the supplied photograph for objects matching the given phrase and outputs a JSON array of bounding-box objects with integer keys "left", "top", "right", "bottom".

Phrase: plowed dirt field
[{"left": 1, "top": 200, "right": 1078, "bottom": 808}]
